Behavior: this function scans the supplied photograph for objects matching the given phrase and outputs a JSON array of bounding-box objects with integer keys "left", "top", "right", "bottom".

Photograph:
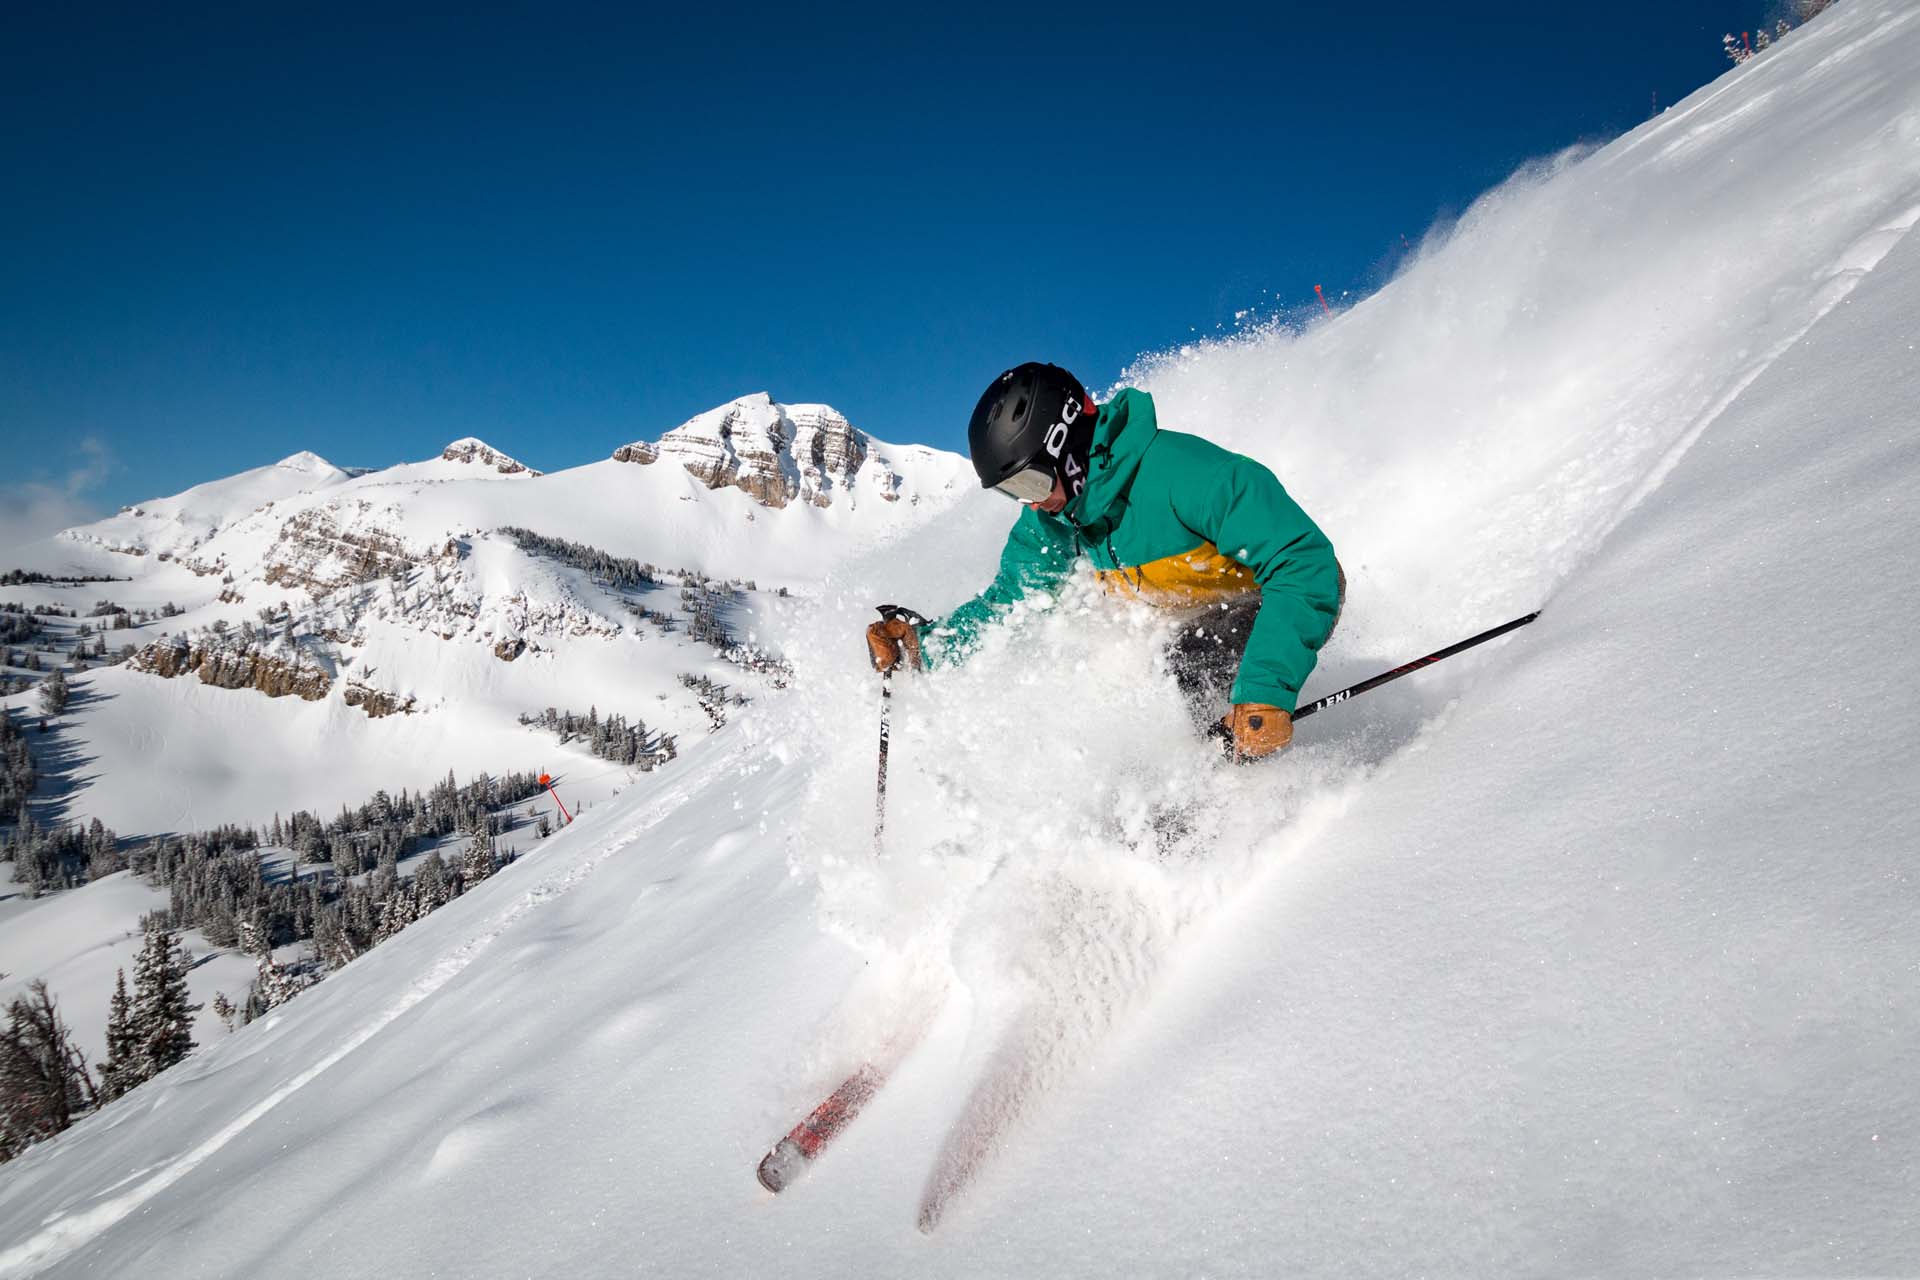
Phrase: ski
[
  {"left": 756, "top": 988, "right": 946, "bottom": 1194},
  {"left": 756, "top": 1061, "right": 888, "bottom": 1192},
  {"left": 915, "top": 1009, "right": 1047, "bottom": 1233}
]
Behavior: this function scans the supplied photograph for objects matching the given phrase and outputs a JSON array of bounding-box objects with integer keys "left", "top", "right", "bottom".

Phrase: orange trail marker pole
[
  {"left": 538, "top": 773, "right": 573, "bottom": 825},
  {"left": 1314, "top": 284, "right": 1332, "bottom": 315}
]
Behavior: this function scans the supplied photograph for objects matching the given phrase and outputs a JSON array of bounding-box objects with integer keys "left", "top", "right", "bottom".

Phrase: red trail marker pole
[
  {"left": 1314, "top": 284, "right": 1332, "bottom": 315},
  {"left": 538, "top": 773, "right": 573, "bottom": 825}
]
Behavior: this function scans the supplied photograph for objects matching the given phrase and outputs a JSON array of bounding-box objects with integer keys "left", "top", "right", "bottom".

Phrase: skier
[{"left": 866, "top": 362, "right": 1342, "bottom": 759}]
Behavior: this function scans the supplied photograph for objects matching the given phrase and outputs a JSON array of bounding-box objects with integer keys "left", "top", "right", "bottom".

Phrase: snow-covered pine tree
[
  {"left": 461, "top": 811, "right": 497, "bottom": 885},
  {"left": 374, "top": 878, "right": 415, "bottom": 942},
  {"left": 344, "top": 881, "right": 377, "bottom": 948},
  {"left": 131, "top": 922, "right": 199, "bottom": 1077},
  {"left": 250, "top": 949, "right": 301, "bottom": 1014},
  {"left": 99, "top": 968, "right": 141, "bottom": 1100},
  {"left": 414, "top": 851, "right": 452, "bottom": 911},
  {"left": 329, "top": 832, "right": 360, "bottom": 882},
  {"left": 312, "top": 906, "right": 358, "bottom": 970},
  {"left": 37, "top": 668, "right": 69, "bottom": 716}
]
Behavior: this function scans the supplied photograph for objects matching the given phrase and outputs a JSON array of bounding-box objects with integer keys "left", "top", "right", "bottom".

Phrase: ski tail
[
  {"left": 757, "top": 1063, "right": 886, "bottom": 1192},
  {"left": 915, "top": 1011, "right": 1046, "bottom": 1233},
  {"left": 757, "top": 983, "right": 948, "bottom": 1194}
]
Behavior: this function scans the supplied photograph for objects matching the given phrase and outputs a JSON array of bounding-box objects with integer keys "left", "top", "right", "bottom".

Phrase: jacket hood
[{"left": 1065, "top": 387, "right": 1156, "bottom": 536}]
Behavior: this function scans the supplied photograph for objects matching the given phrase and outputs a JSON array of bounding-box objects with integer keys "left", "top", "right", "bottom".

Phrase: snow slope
[
  {"left": 2, "top": 4, "right": 1918, "bottom": 1275},
  {"left": 52, "top": 451, "right": 354, "bottom": 562}
]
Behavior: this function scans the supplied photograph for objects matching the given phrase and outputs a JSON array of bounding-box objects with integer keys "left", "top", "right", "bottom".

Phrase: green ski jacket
[{"left": 917, "top": 388, "right": 1341, "bottom": 712}]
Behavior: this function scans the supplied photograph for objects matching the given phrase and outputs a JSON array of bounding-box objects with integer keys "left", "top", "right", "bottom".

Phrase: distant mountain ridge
[{"left": 2, "top": 396, "right": 975, "bottom": 835}]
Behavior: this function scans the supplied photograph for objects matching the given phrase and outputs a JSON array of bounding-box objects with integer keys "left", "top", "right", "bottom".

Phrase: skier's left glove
[
  {"left": 865, "top": 618, "right": 923, "bottom": 673},
  {"left": 1218, "top": 703, "right": 1292, "bottom": 761}
]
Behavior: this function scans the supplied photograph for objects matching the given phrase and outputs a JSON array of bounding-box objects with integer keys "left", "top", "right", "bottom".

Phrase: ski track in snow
[{"left": 0, "top": 745, "right": 742, "bottom": 1279}]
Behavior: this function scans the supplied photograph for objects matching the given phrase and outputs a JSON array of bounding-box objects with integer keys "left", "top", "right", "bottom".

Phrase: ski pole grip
[{"left": 871, "top": 604, "right": 929, "bottom": 675}]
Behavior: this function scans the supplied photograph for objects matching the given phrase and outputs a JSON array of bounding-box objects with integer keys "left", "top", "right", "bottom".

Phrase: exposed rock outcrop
[
  {"left": 440, "top": 438, "right": 540, "bottom": 476},
  {"left": 610, "top": 394, "right": 901, "bottom": 509},
  {"left": 343, "top": 681, "right": 417, "bottom": 718},
  {"left": 128, "top": 638, "right": 332, "bottom": 701},
  {"left": 262, "top": 505, "right": 423, "bottom": 599},
  {"left": 493, "top": 637, "right": 526, "bottom": 662}
]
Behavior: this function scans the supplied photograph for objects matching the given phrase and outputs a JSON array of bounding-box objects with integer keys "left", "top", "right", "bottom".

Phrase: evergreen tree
[
  {"left": 248, "top": 953, "right": 301, "bottom": 1017},
  {"left": 99, "top": 968, "right": 140, "bottom": 1101},
  {"left": 312, "top": 906, "right": 357, "bottom": 970},
  {"left": 131, "top": 923, "right": 199, "bottom": 1078},
  {"left": 374, "top": 879, "right": 416, "bottom": 942},
  {"left": 414, "top": 851, "right": 452, "bottom": 911},
  {"left": 0, "top": 981, "right": 97, "bottom": 1162},
  {"left": 37, "top": 668, "right": 69, "bottom": 716},
  {"left": 461, "top": 813, "right": 497, "bottom": 885}
]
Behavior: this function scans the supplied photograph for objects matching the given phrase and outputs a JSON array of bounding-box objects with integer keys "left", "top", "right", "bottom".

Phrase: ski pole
[
  {"left": 1293, "top": 610, "right": 1541, "bottom": 721},
  {"left": 874, "top": 670, "right": 893, "bottom": 850},
  {"left": 871, "top": 604, "right": 928, "bottom": 852}
]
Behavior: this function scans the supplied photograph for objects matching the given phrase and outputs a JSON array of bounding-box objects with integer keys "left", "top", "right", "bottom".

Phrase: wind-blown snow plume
[{"left": 1129, "top": 7, "right": 1920, "bottom": 651}]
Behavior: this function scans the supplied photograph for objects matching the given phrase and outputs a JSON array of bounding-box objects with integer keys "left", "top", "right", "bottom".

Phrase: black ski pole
[
  {"left": 874, "top": 670, "right": 894, "bottom": 849},
  {"left": 1292, "top": 610, "right": 1541, "bottom": 721},
  {"left": 871, "top": 604, "right": 928, "bottom": 851}
]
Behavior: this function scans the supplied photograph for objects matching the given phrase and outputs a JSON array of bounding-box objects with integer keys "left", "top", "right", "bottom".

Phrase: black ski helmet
[{"left": 966, "top": 362, "right": 1096, "bottom": 493}]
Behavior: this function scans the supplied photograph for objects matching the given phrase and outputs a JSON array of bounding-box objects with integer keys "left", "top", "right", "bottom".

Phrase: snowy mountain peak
[
  {"left": 273, "top": 450, "right": 342, "bottom": 475},
  {"left": 612, "top": 393, "right": 903, "bottom": 509},
  {"left": 53, "top": 453, "right": 355, "bottom": 560},
  {"left": 437, "top": 438, "right": 539, "bottom": 477}
]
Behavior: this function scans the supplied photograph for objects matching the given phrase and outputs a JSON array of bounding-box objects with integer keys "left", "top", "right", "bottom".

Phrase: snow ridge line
[
  {"left": 0, "top": 751, "right": 738, "bottom": 1279},
  {"left": 1613, "top": 195, "right": 1920, "bottom": 531}
]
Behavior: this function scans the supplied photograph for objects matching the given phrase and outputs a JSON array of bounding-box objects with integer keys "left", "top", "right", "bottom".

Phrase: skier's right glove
[
  {"left": 1218, "top": 703, "right": 1292, "bottom": 762},
  {"left": 865, "top": 618, "right": 923, "bottom": 674}
]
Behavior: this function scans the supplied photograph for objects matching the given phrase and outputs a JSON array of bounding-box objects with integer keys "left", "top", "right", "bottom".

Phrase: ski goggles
[{"left": 992, "top": 461, "right": 1056, "bottom": 503}]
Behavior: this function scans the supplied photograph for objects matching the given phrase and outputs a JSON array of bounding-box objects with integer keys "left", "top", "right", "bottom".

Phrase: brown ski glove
[
  {"left": 1220, "top": 703, "right": 1292, "bottom": 761},
  {"left": 865, "top": 618, "right": 923, "bottom": 673}
]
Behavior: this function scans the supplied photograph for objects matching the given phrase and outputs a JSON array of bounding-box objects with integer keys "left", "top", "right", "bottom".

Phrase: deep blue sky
[{"left": 2, "top": 1, "right": 1756, "bottom": 532}]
